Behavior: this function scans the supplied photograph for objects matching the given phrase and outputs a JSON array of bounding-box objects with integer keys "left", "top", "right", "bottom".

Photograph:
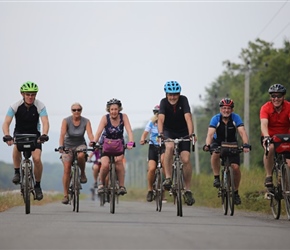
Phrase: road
[{"left": 0, "top": 198, "right": 289, "bottom": 250}]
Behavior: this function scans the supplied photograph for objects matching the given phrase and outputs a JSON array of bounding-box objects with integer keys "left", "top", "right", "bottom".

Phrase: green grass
[{"left": 124, "top": 167, "right": 283, "bottom": 215}]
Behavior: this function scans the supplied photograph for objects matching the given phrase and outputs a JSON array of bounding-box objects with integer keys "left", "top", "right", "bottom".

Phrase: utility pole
[
  {"left": 227, "top": 60, "right": 266, "bottom": 170},
  {"left": 192, "top": 105, "right": 200, "bottom": 174}
]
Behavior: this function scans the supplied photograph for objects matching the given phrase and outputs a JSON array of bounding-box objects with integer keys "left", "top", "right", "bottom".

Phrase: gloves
[
  {"left": 3, "top": 135, "right": 13, "bottom": 142},
  {"left": 39, "top": 134, "right": 49, "bottom": 142}
]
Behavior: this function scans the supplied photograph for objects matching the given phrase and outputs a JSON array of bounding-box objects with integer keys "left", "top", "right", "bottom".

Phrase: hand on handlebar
[
  {"left": 39, "top": 134, "right": 49, "bottom": 142},
  {"left": 3, "top": 135, "right": 13, "bottom": 146}
]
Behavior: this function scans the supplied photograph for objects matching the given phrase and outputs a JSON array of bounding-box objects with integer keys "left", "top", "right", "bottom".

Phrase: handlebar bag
[
  {"left": 272, "top": 134, "right": 290, "bottom": 154},
  {"left": 221, "top": 141, "right": 239, "bottom": 157},
  {"left": 102, "top": 138, "right": 124, "bottom": 156}
]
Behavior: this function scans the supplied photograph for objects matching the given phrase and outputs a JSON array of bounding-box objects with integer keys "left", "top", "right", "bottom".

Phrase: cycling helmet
[
  {"left": 20, "top": 81, "right": 39, "bottom": 93},
  {"left": 164, "top": 81, "right": 181, "bottom": 94},
  {"left": 107, "top": 98, "right": 122, "bottom": 107},
  {"left": 268, "top": 84, "right": 286, "bottom": 94},
  {"left": 153, "top": 104, "right": 160, "bottom": 114},
  {"left": 219, "top": 98, "right": 234, "bottom": 108}
]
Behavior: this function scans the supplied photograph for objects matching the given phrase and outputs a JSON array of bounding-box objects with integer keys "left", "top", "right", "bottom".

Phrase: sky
[{"left": 1, "top": 0, "right": 290, "bottom": 135}]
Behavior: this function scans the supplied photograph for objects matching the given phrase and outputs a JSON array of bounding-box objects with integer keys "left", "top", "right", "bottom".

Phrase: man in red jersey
[{"left": 260, "top": 84, "right": 290, "bottom": 191}]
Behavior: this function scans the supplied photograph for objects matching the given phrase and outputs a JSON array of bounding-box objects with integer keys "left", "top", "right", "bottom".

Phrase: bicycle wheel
[
  {"left": 282, "top": 164, "right": 290, "bottom": 220},
  {"left": 171, "top": 165, "right": 177, "bottom": 205},
  {"left": 74, "top": 165, "right": 80, "bottom": 212},
  {"left": 24, "top": 162, "right": 31, "bottom": 214},
  {"left": 110, "top": 161, "right": 116, "bottom": 214},
  {"left": 270, "top": 167, "right": 281, "bottom": 219},
  {"left": 176, "top": 161, "right": 183, "bottom": 217},
  {"left": 155, "top": 169, "right": 163, "bottom": 212},
  {"left": 221, "top": 169, "right": 228, "bottom": 215},
  {"left": 228, "top": 167, "right": 235, "bottom": 216}
]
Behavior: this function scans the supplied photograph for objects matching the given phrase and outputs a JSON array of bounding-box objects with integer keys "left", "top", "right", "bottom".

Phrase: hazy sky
[{"left": 1, "top": 0, "right": 290, "bottom": 134}]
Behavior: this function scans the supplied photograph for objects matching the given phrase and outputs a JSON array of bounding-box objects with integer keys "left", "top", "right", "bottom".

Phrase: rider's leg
[
  {"left": 231, "top": 163, "right": 241, "bottom": 191},
  {"left": 180, "top": 151, "right": 192, "bottom": 190},
  {"left": 32, "top": 149, "right": 43, "bottom": 182}
]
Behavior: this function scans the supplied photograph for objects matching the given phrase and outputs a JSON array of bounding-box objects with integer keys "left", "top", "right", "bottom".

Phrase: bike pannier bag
[
  {"left": 102, "top": 138, "right": 124, "bottom": 156},
  {"left": 220, "top": 142, "right": 239, "bottom": 157},
  {"left": 272, "top": 134, "right": 290, "bottom": 154},
  {"left": 15, "top": 134, "right": 37, "bottom": 152}
]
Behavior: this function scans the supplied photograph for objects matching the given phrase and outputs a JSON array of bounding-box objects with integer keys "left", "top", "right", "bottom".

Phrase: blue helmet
[{"left": 164, "top": 81, "right": 181, "bottom": 94}]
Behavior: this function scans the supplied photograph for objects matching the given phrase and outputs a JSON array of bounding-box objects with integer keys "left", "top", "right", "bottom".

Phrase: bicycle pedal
[{"left": 264, "top": 192, "right": 273, "bottom": 200}]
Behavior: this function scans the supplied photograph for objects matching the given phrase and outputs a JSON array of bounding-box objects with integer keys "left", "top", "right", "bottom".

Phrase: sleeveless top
[
  {"left": 64, "top": 116, "right": 88, "bottom": 148},
  {"left": 104, "top": 113, "right": 124, "bottom": 140}
]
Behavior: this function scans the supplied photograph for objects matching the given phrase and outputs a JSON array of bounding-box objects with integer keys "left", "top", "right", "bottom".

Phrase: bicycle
[
  {"left": 143, "top": 139, "right": 164, "bottom": 212},
  {"left": 55, "top": 147, "right": 94, "bottom": 212},
  {"left": 3, "top": 134, "right": 48, "bottom": 214},
  {"left": 94, "top": 142, "right": 135, "bottom": 214},
  {"left": 212, "top": 142, "right": 245, "bottom": 216},
  {"left": 265, "top": 134, "right": 290, "bottom": 220},
  {"left": 163, "top": 134, "right": 195, "bottom": 217}
]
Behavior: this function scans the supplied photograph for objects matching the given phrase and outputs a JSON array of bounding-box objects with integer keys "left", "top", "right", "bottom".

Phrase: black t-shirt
[{"left": 159, "top": 95, "right": 191, "bottom": 133}]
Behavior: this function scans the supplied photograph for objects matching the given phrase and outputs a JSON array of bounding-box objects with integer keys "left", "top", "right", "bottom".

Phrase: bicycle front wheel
[
  {"left": 73, "top": 166, "right": 80, "bottom": 212},
  {"left": 155, "top": 169, "right": 163, "bottom": 212},
  {"left": 228, "top": 167, "right": 235, "bottom": 216},
  {"left": 282, "top": 164, "right": 290, "bottom": 220},
  {"left": 23, "top": 162, "right": 31, "bottom": 214},
  {"left": 221, "top": 169, "right": 228, "bottom": 215},
  {"left": 176, "top": 161, "right": 183, "bottom": 217},
  {"left": 110, "top": 162, "right": 116, "bottom": 214},
  {"left": 270, "top": 167, "right": 281, "bottom": 219}
]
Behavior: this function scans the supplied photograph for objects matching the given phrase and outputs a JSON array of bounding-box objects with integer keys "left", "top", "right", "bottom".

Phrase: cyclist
[
  {"left": 140, "top": 104, "right": 165, "bottom": 202},
  {"left": 260, "top": 84, "right": 290, "bottom": 192},
  {"left": 2, "top": 81, "right": 49, "bottom": 201},
  {"left": 58, "top": 102, "right": 95, "bottom": 205},
  {"left": 157, "top": 81, "right": 195, "bottom": 206},
  {"left": 88, "top": 148, "right": 102, "bottom": 189},
  {"left": 203, "top": 98, "right": 250, "bottom": 205},
  {"left": 92, "top": 98, "right": 134, "bottom": 196}
]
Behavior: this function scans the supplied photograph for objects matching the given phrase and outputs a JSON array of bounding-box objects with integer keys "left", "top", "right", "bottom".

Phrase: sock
[
  {"left": 235, "top": 190, "right": 238, "bottom": 194},
  {"left": 15, "top": 168, "right": 20, "bottom": 174},
  {"left": 35, "top": 181, "right": 41, "bottom": 188},
  {"left": 214, "top": 175, "right": 220, "bottom": 179}
]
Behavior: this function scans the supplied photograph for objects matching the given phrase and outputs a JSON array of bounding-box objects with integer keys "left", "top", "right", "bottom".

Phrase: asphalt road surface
[{"left": 0, "top": 198, "right": 290, "bottom": 250}]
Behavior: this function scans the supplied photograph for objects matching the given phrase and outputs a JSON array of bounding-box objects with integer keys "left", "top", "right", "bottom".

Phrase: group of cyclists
[{"left": 2, "top": 80, "right": 290, "bottom": 208}]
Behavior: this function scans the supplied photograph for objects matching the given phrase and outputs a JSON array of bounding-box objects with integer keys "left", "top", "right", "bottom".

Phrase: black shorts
[
  {"left": 210, "top": 141, "right": 240, "bottom": 165},
  {"left": 163, "top": 129, "right": 190, "bottom": 152},
  {"left": 148, "top": 144, "right": 165, "bottom": 163}
]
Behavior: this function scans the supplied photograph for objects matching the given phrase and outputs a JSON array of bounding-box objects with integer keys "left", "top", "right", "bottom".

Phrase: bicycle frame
[
  {"left": 143, "top": 139, "right": 164, "bottom": 212},
  {"left": 215, "top": 145, "right": 243, "bottom": 216},
  {"left": 265, "top": 136, "right": 290, "bottom": 220},
  {"left": 55, "top": 147, "right": 93, "bottom": 212},
  {"left": 269, "top": 152, "right": 290, "bottom": 220},
  {"left": 15, "top": 134, "right": 38, "bottom": 215},
  {"left": 165, "top": 136, "right": 193, "bottom": 217}
]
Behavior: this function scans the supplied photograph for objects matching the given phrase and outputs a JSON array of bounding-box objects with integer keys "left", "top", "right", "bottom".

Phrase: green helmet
[{"left": 20, "top": 81, "right": 39, "bottom": 93}]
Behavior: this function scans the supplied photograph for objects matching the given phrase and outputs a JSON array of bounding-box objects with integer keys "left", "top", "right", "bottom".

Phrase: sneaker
[
  {"left": 163, "top": 178, "right": 172, "bottom": 191},
  {"left": 97, "top": 185, "right": 104, "bottom": 194},
  {"left": 61, "top": 196, "right": 69, "bottom": 205},
  {"left": 12, "top": 172, "right": 20, "bottom": 185},
  {"left": 213, "top": 178, "right": 221, "bottom": 188},
  {"left": 234, "top": 193, "right": 241, "bottom": 205},
  {"left": 146, "top": 191, "right": 154, "bottom": 202},
  {"left": 80, "top": 174, "right": 87, "bottom": 184},
  {"left": 264, "top": 176, "right": 273, "bottom": 188},
  {"left": 34, "top": 187, "right": 43, "bottom": 201},
  {"left": 183, "top": 190, "right": 195, "bottom": 206},
  {"left": 93, "top": 182, "right": 98, "bottom": 188},
  {"left": 118, "top": 186, "right": 127, "bottom": 196}
]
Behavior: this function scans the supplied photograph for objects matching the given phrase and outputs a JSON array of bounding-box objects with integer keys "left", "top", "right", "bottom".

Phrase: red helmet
[
  {"left": 153, "top": 105, "right": 160, "bottom": 114},
  {"left": 219, "top": 98, "right": 234, "bottom": 108}
]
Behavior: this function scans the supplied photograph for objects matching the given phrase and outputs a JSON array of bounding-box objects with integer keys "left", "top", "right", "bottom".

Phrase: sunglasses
[
  {"left": 25, "top": 93, "right": 36, "bottom": 97},
  {"left": 271, "top": 94, "right": 283, "bottom": 99},
  {"left": 72, "top": 109, "right": 82, "bottom": 112}
]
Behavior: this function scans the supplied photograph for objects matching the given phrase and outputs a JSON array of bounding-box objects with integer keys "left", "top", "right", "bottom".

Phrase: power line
[
  {"left": 256, "top": 1, "right": 289, "bottom": 38},
  {"left": 271, "top": 21, "right": 290, "bottom": 42}
]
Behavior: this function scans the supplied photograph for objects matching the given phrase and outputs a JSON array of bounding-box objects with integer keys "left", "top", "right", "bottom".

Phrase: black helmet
[
  {"left": 106, "top": 98, "right": 122, "bottom": 107},
  {"left": 219, "top": 98, "right": 234, "bottom": 108},
  {"left": 268, "top": 84, "right": 286, "bottom": 94}
]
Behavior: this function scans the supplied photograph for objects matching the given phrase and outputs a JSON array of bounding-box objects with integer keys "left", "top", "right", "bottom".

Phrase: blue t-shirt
[{"left": 144, "top": 120, "right": 158, "bottom": 145}]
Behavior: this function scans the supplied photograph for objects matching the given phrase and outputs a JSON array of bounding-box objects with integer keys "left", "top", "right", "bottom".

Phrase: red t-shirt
[{"left": 260, "top": 100, "right": 290, "bottom": 136}]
